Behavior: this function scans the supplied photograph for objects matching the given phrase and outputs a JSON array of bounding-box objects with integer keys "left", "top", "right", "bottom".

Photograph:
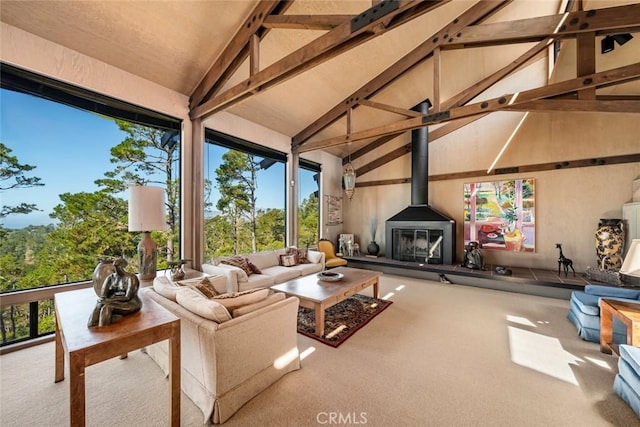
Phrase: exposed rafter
[
  {"left": 440, "top": 4, "right": 640, "bottom": 48},
  {"left": 299, "top": 62, "right": 640, "bottom": 152},
  {"left": 292, "top": 0, "right": 511, "bottom": 147},
  {"left": 189, "top": 1, "right": 289, "bottom": 110},
  {"left": 190, "top": 0, "right": 450, "bottom": 121},
  {"left": 261, "top": 14, "right": 352, "bottom": 30}
]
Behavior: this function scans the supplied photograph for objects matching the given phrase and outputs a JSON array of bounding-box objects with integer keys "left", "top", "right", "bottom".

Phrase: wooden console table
[
  {"left": 55, "top": 287, "right": 180, "bottom": 426},
  {"left": 600, "top": 298, "right": 640, "bottom": 355}
]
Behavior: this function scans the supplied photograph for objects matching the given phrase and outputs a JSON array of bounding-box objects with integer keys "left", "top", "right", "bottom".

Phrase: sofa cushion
[
  {"left": 231, "top": 292, "right": 285, "bottom": 317},
  {"left": 175, "top": 287, "right": 232, "bottom": 323},
  {"left": 261, "top": 265, "right": 301, "bottom": 283},
  {"left": 585, "top": 285, "right": 640, "bottom": 300},
  {"left": 153, "top": 276, "right": 181, "bottom": 301},
  {"left": 219, "top": 255, "right": 254, "bottom": 276},
  {"left": 245, "top": 258, "right": 262, "bottom": 274},
  {"left": 620, "top": 345, "right": 640, "bottom": 378},
  {"left": 212, "top": 288, "right": 270, "bottom": 310},
  {"left": 289, "top": 262, "right": 323, "bottom": 276},
  {"left": 238, "top": 274, "right": 275, "bottom": 292},
  {"left": 246, "top": 250, "right": 279, "bottom": 270},
  {"left": 571, "top": 291, "right": 601, "bottom": 316}
]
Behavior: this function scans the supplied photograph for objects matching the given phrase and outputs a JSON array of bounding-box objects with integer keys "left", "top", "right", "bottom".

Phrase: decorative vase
[
  {"left": 367, "top": 241, "right": 380, "bottom": 256},
  {"left": 595, "top": 219, "right": 625, "bottom": 270}
]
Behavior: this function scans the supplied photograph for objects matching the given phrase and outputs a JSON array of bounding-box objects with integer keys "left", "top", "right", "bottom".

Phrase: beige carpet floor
[{"left": 1, "top": 274, "right": 638, "bottom": 426}]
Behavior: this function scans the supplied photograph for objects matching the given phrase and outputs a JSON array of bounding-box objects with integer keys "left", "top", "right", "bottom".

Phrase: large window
[
  {"left": 298, "top": 160, "right": 320, "bottom": 247},
  {"left": 203, "top": 130, "right": 287, "bottom": 259},
  {"left": 0, "top": 64, "right": 181, "bottom": 346}
]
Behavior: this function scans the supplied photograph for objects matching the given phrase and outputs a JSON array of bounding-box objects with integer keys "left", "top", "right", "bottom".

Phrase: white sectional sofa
[{"left": 202, "top": 248, "right": 325, "bottom": 292}]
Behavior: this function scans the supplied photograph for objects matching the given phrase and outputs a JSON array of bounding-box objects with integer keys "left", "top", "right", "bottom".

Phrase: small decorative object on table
[
  {"left": 317, "top": 271, "right": 344, "bottom": 282},
  {"left": 88, "top": 257, "right": 141, "bottom": 327},
  {"left": 168, "top": 258, "right": 191, "bottom": 281}
]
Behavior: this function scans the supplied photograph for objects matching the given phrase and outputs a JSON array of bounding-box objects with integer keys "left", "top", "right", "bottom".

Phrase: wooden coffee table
[
  {"left": 270, "top": 267, "right": 382, "bottom": 337},
  {"left": 600, "top": 298, "right": 640, "bottom": 355},
  {"left": 55, "top": 287, "right": 181, "bottom": 426}
]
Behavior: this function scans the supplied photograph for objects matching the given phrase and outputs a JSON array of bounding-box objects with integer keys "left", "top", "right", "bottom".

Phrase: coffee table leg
[
  {"left": 315, "top": 304, "right": 325, "bottom": 337},
  {"left": 600, "top": 303, "right": 613, "bottom": 354},
  {"left": 373, "top": 279, "right": 379, "bottom": 299}
]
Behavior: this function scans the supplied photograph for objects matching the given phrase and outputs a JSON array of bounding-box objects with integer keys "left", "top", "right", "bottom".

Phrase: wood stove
[{"left": 384, "top": 99, "right": 456, "bottom": 265}]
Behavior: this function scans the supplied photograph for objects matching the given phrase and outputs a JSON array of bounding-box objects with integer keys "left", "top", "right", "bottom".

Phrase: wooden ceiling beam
[
  {"left": 441, "top": 4, "right": 640, "bottom": 48},
  {"left": 292, "top": 0, "right": 512, "bottom": 147},
  {"left": 356, "top": 153, "right": 640, "bottom": 187},
  {"left": 504, "top": 99, "right": 640, "bottom": 113},
  {"left": 299, "top": 62, "right": 640, "bottom": 152},
  {"left": 189, "top": 1, "right": 288, "bottom": 110},
  {"left": 358, "top": 99, "right": 423, "bottom": 117},
  {"left": 190, "top": 0, "right": 450, "bottom": 120},
  {"left": 262, "top": 14, "right": 352, "bottom": 30}
]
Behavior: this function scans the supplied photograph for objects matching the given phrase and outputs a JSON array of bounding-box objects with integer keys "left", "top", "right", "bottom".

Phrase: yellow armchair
[{"left": 318, "top": 239, "right": 348, "bottom": 268}]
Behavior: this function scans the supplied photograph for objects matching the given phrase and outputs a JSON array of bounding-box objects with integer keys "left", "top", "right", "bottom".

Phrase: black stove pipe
[{"left": 411, "top": 100, "right": 431, "bottom": 206}]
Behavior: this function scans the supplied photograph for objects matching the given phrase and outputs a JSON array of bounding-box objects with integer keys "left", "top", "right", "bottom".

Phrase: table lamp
[{"left": 128, "top": 186, "right": 167, "bottom": 281}]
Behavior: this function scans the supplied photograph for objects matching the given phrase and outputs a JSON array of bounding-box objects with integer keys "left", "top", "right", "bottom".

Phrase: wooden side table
[
  {"left": 55, "top": 287, "right": 180, "bottom": 426},
  {"left": 600, "top": 298, "right": 640, "bottom": 355}
]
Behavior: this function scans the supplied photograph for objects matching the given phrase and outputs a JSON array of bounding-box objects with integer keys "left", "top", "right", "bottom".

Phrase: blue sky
[{"left": 1, "top": 89, "right": 318, "bottom": 229}]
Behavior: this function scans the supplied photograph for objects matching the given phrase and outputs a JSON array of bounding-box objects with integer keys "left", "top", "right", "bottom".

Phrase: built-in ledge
[{"left": 343, "top": 255, "right": 592, "bottom": 300}]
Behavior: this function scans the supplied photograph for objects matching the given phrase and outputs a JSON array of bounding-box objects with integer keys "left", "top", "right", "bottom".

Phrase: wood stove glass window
[{"left": 392, "top": 228, "right": 444, "bottom": 264}]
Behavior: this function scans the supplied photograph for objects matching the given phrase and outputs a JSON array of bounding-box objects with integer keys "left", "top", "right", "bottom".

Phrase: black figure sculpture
[
  {"left": 555, "top": 243, "right": 576, "bottom": 277},
  {"left": 462, "top": 241, "right": 485, "bottom": 270},
  {"left": 88, "top": 257, "right": 141, "bottom": 327}
]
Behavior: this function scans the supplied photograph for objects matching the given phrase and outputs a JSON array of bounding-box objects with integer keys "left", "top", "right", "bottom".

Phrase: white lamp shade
[{"left": 128, "top": 186, "right": 167, "bottom": 232}]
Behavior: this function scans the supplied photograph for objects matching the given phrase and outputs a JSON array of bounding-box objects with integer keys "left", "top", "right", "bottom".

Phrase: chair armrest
[{"left": 201, "top": 263, "right": 238, "bottom": 293}]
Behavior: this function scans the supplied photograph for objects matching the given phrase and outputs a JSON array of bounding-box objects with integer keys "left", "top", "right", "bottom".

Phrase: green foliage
[
  {"left": 0, "top": 142, "right": 44, "bottom": 218},
  {"left": 298, "top": 193, "right": 318, "bottom": 247}
]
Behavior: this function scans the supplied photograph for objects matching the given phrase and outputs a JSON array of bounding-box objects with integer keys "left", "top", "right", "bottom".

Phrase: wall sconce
[{"left": 128, "top": 186, "right": 167, "bottom": 281}]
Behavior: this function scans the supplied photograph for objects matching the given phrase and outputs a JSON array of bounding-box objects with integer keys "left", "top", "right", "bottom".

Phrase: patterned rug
[{"left": 296, "top": 294, "right": 393, "bottom": 348}]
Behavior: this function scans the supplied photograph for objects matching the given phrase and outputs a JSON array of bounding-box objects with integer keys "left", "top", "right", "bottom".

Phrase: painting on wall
[
  {"left": 463, "top": 178, "right": 535, "bottom": 252},
  {"left": 325, "top": 195, "right": 342, "bottom": 226}
]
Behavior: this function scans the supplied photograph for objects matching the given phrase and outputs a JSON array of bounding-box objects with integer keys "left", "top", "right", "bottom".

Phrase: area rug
[{"left": 297, "top": 294, "right": 393, "bottom": 347}]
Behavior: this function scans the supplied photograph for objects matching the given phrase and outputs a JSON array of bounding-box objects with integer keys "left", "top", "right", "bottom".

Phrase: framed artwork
[
  {"left": 463, "top": 178, "right": 535, "bottom": 252},
  {"left": 325, "top": 195, "right": 342, "bottom": 225}
]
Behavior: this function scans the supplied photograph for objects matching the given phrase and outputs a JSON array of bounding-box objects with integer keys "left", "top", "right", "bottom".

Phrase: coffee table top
[
  {"left": 601, "top": 298, "right": 640, "bottom": 322},
  {"left": 270, "top": 267, "right": 381, "bottom": 303}
]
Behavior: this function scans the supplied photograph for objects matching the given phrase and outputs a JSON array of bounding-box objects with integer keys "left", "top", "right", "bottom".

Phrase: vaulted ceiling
[{"left": 2, "top": 0, "right": 639, "bottom": 160}]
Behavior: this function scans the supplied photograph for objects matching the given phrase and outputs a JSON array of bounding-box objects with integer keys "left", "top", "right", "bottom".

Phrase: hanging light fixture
[{"left": 343, "top": 155, "right": 356, "bottom": 201}]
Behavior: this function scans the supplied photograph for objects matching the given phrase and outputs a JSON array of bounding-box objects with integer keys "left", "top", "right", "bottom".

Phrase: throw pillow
[
  {"left": 232, "top": 292, "right": 285, "bottom": 317},
  {"left": 219, "top": 255, "right": 254, "bottom": 276},
  {"left": 175, "top": 287, "right": 232, "bottom": 323},
  {"left": 191, "top": 277, "right": 218, "bottom": 298},
  {"left": 245, "top": 257, "right": 262, "bottom": 274},
  {"left": 279, "top": 254, "right": 298, "bottom": 267},
  {"left": 307, "top": 250, "right": 323, "bottom": 264},
  {"left": 176, "top": 275, "right": 228, "bottom": 295},
  {"left": 212, "top": 288, "right": 270, "bottom": 310},
  {"left": 288, "top": 247, "right": 309, "bottom": 264}
]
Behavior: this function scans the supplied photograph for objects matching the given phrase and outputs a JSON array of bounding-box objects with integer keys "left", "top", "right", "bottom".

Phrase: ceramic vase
[
  {"left": 595, "top": 219, "right": 625, "bottom": 270},
  {"left": 367, "top": 241, "right": 380, "bottom": 256}
]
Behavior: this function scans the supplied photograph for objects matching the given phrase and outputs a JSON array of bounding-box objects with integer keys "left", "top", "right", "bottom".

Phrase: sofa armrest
[{"left": 197, "top": 296, "right": 301, "bottom": 395}]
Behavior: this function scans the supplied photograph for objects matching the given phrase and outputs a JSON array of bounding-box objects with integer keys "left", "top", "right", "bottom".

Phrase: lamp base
[{"left": 138, "top": 231, "right": 158, "bottom": 281}]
